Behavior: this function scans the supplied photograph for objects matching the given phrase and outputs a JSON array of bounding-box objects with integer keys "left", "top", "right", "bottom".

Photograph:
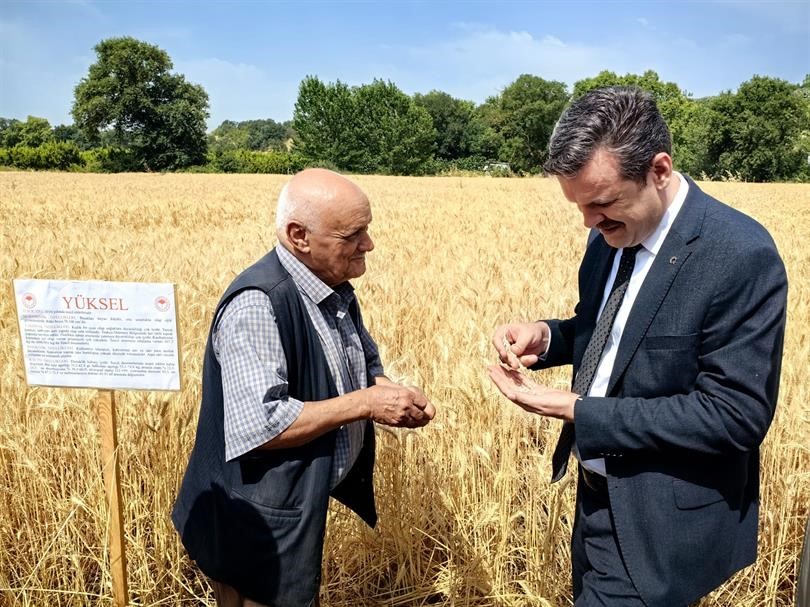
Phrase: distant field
[{"left": 1, "top": 173, "right": 807, "bottom": 606}]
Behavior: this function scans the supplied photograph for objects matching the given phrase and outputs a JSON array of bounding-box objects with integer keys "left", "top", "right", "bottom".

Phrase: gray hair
[
  {"left": 544, "top": 86, "right": 672, "bottom": 185},
  {"left": 275, "top": 182, "right": 319, "bottom": 234}
]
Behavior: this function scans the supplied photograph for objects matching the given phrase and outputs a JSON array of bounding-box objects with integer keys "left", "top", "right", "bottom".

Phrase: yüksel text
[{"left": 62, "top": 295, "right": 129, "bottom": 311}]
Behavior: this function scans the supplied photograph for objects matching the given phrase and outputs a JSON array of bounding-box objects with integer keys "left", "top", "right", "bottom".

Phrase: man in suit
[
  {"left": 173, "top": 168, "right": 435, "bottom": 606},
  {"left": 489, "top": 87, "right": 787, "bottom": 606}
]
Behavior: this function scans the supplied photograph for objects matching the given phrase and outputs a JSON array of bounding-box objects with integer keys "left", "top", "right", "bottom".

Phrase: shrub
[
  {"left": 3, "top": 142, "right": 84, "bottom": 170},
  {"left": 79, "top": 147, "right": 135, "bottom": 172},
  {"left": 211, "top": 150, "right": 307, "bottom": 174}
]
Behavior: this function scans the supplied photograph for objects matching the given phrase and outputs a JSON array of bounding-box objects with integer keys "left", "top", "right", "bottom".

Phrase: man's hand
[
  {"left": 365, "top": 383, "right": 436, "bottom": 428},
  {"left": 487, "top": 364, "right": 577, "bottom": 422},
  {"left": 492, "top": 321, "right": 550, "bottom": 369}
]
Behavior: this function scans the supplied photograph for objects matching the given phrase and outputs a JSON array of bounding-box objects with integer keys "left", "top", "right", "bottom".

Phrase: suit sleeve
[
  {"left": 531, "top": 317, "right": 576, "bottom": 369},
  {"left": 575, "top": 241, "right": 788, "bottom": 460}
]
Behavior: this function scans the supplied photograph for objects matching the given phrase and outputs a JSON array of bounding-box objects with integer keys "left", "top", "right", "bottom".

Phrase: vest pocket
[{"left": 230, "top": 487, "right": 303, "bottom": 518}]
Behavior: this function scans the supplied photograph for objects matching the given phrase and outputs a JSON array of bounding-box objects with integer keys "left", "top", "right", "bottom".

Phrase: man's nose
[
  {"left": 359, "top": 231, "right": 374, "bottom": 251},
  {"left": 580, "top": 207, "right": 604, "bottom": 229}
]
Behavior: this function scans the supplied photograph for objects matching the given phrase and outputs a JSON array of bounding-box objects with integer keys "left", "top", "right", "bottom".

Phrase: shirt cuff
[{"left": 538, "top": 328, "right": 551, "bottom": 361}]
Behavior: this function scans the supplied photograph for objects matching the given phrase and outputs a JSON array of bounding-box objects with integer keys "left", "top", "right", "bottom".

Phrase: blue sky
[{"left": 1, "top": 1, "right": 808, "bottom": 130}]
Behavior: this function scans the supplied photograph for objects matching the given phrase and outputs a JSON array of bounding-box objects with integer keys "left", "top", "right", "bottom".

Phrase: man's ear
[
  {"left": 650, "top": 152, "right": 673, "bottom": 190},
  {"left": 287, "top": 221, "right": 310, "bottom": 253}
]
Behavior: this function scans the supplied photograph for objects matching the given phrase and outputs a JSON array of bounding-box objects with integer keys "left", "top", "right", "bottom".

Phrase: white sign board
[{"left": 13, "top": 279, "right": 181, "bottom": 391}]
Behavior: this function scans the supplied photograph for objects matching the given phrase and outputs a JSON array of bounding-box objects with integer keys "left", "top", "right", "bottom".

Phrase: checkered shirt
[{"left": 213, "top": 244, "right": 384, "bottom": 488}]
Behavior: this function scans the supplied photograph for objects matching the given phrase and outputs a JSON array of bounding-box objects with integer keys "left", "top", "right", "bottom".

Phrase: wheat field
[{"left": 0, "top": 172, "right": 808, "bottom": 606}]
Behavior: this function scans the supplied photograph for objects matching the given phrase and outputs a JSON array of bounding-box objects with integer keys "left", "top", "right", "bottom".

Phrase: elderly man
[
  {"left": 490, "top": 87, "right": 787, "bottom": 606},
  {"left": 173, "top": 168, "right": 435, "bottom": 606}
]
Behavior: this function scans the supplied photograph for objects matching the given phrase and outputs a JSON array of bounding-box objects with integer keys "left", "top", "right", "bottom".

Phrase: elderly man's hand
[
  {"left": 487, "top": 364, "right": 577, "bottom": 422},
  {"left": 365, "top": 383, "right": 436, "bottom": 428}
]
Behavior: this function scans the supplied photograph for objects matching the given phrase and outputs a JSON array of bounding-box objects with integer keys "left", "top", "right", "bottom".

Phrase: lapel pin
[{"left": 669, "top": 256, "right": 678, "bottom": 265}]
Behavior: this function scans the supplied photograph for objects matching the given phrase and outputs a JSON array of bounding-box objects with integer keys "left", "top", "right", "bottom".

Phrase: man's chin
[
  {"left": 600, "top": 227, "right": 628, "bottom": 248},
  {"left": 349, "top": 259, "right": 366, "bottom": 277}
]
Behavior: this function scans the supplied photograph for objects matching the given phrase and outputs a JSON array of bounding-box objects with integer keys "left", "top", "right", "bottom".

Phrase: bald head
[
  {"left": 275, "top": 168, "right": 375, "bottom": 286},
  {"left": 275, "top": 168, "right": 368, "bottom": 236}
]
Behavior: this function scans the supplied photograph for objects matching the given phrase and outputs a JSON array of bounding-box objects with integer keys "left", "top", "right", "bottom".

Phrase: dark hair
[{"left": 544, "top": 86, "right": 672, "bottom": 185}]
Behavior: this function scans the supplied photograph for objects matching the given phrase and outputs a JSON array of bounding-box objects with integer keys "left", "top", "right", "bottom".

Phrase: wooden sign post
[
  {"left": 13, "top": 279, "right": 182, "bottom": 607},
  {"left": 94, "top": 389, "right": 129, "bottom": 606}
]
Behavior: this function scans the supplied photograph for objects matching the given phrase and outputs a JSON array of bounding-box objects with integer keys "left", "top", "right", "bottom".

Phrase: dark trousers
[{"left": 571, "top": 468, "right": 646, "bottom": 607}]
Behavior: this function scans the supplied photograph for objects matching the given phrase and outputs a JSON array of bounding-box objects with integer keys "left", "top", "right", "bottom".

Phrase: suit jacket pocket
[
  {"left": 644, "top": 333, "right": 699, "bottom": 351},
  {"left": 628, "top": 333, "right": 700, "bottom": 395},
  {"left": 672, "top": 479, "right": 726, "bottom": 509}
]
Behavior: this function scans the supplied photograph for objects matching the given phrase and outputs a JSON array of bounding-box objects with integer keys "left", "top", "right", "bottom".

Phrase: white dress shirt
[{"left": 577, "top": 172, "right": 688, "bottom": 475}]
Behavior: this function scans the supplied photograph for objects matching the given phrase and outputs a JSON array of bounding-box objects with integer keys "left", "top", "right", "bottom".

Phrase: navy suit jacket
[{"left": 538, "top": 177, "right": 787, "bottom": 606}]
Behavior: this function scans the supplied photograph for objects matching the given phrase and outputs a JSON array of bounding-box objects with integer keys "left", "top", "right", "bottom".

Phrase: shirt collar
[
  {"left": 275, "top": 243, "right": 352, "bottom": 305},
  {"left": 640, "top": 172, "right": 688, "bottom": 256}
]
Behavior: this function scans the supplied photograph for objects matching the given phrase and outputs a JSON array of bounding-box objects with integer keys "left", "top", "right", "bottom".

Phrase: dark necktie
[{"left": 551, "top": 244, "right": 642, "bottom": 481}]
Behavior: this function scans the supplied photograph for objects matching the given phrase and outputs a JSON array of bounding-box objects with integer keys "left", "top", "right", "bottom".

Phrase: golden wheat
[{"left": 0, "top": 173, "right": 807, "bottom": 606}]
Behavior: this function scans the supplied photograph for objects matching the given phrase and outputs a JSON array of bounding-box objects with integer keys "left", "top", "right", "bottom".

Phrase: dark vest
[{"left": 172, "top": 249, "right": 377, "bottom": 606}]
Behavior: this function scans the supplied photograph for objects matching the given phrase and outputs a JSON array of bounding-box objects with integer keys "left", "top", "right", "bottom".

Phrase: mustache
[{"left": 598, "top": 219, "right": 622, "bottom": 230}]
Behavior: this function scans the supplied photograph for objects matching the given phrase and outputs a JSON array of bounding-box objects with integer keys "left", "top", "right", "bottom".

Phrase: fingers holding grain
[
  {"left": 366, "top": 384, "right": 434, "bottom": 428},
  {"left": 492, "top": 321, "right": 549, "bottom": 369}
]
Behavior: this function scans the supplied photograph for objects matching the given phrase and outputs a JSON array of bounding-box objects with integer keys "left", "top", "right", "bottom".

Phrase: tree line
[{"left": 1, "top": 37, "right": 808, "bottom": 182}]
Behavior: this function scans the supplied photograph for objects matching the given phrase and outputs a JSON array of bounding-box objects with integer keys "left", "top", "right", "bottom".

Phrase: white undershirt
[{"left": 577, "top": 172, "right": 688, "bottom": 476}]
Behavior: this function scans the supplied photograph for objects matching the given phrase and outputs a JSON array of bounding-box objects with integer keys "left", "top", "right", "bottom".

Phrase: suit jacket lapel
[{"left": 606, "top": 177, "right": 708, "bottom": 395}]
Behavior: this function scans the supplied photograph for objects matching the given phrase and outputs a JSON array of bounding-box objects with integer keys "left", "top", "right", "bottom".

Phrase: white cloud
[
  {"left": 636, "top": 17, "right": 650, "bottom": 28},
  {"left": 397, "top": 25, "right": 625, "bottom": 102}
]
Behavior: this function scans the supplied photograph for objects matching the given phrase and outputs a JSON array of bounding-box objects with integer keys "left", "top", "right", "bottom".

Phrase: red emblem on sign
[
  {"left": 22, "top": 293, "right": 36, "bottom": 309},
  {"left": 155, "top": 296, "right": 171, "bottom": 312}
]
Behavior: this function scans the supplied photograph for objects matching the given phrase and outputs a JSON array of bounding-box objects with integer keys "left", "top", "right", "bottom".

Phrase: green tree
[
  {"left": 293, "top": 76, "right": 361, "bottom": 169},
  {"left": 353, "top": 80, "right": 435, "bottom": 174},
  {"left": 17, "top": 116, "right": 54, "bottom": 147},
  {"left": 51, "top": 123, "right": 96, "bottom": 151},
  {"left": 244, "top": 119, "right": 294, "bottom": 151},
  {"left": 293, "top": 76, "right": 434, "bottom": 174},
  {"left": 573, "top": 69, "right": 686, "bottom": 106},
  {"left": 209, "top": 119, "right": 294, "bottom": 153},
  {"left": 479, "top": 74, "right": 568, "bottom": 172},
  {"left": 705, "top": 76, "right": 806, "bottom": 181},
  {"left": 0, "top": 118, "right": 23, "bottom": 147},
  {"left": 794, "top": 75, "right": 810, "bottom": 180},
  {"left": 469, "top": 102, "right": 505, "bottom": 160},
  {"left": 670, "top": 98, "right": 719, "bottom": 178},
  {"left": 72, "top": 37, "right": 209, "bottom": 171},
  {"left": 208, "top": 120, "right": 250, "bottom": 153},
  {"left": 413, "top": 90, "right": 477, "bottom": 160}
]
